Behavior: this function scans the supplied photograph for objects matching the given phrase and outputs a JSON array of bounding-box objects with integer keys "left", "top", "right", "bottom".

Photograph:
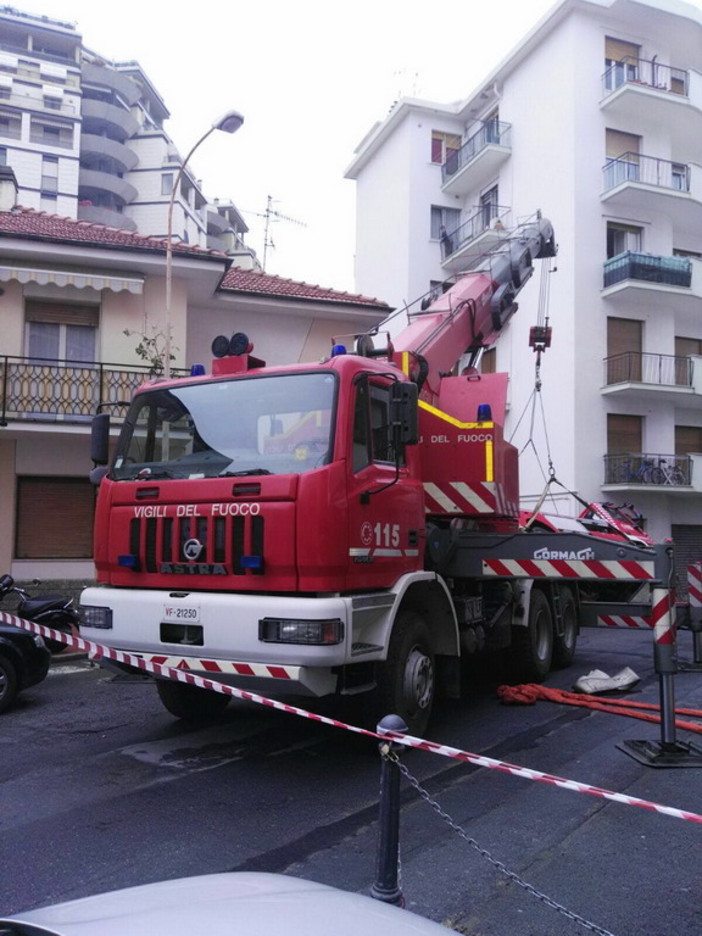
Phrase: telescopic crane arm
[{"left": 357, "top": 214, "right": 556, "bottom": 405}]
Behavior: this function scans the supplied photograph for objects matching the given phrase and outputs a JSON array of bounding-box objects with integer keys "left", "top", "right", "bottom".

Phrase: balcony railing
[
  {"left": 604, "top": 453, "right": 692, "bottom": 486},
  {"left": 441, "top": 121, "right": 512, "bottom": 184},
  {"left": 604, "top": 352, "right": 692, "bottom": 387},
  {"left": 603, "top": 251, "right": 692, "bottom": 289},
  {"left": 602, "top": 57, "right": 688, "bottom": 98},
  {"left": 603, "top": 152, "right": 689, "bottom": 193},
  {"left": 0, "top": 356, "right": 188, "bottom": 426},
  {"left": 441, "top": 205, "right": 510, "bottom": 261}
]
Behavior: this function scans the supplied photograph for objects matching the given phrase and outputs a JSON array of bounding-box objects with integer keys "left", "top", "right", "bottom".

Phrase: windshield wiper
[{"left": 218, "top": 468, "right": 272, "bottom": 477}]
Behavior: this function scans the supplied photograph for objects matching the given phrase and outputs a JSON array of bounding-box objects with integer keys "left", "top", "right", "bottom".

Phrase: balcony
[
  {"left": 440, "top": 205, "right": 512, "bottom": 273},
  {"left": 601, "top": 154, "right": 702, "bottom": 235},
  {"left": 76, "top": 203, "right": 137, "bottom": 231},
  {"left": 78, "top": 167, "right": 138, "bottom": 205},
  {"left": 0, "top": 89, "right": 79, "bottom": 117},
  {"left": 601, "top": 251, "right": 700, "bottom": 312},
  {"left": 600, "top": 58, "right": 702, "bottom": 162},
  {"left": 80, "top": 132, "right": 139, "bottom": 173},
  {"left": 81, "top": 63, "right": 140, "bottom": 107},
  {"left": 603, "top": 453, "right": 692, "bottom": 490},
  {"left": 603, "top": 352, "right": 702, "bottom": 409},
  {"left": 0, "top": 356, "right": 187, "bottom": 426},
  {"left": 441, "top": 121, "right": 512, "bottom": 197},
  {"left": 81, "top": 98, "right": 139, "bottom": 142}
]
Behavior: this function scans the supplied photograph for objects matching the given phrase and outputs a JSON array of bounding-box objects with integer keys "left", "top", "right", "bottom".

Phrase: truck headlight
[
  {"left": 258, "top": 618, "right": 343, "bottom": 645},
  {"left": 79, "top": 605, "right": 113, "bottom": 630}
]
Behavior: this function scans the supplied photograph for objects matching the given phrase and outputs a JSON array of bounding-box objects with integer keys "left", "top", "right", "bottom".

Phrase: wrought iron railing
[
  {"left": 604, "top": 352, "right": 692, "bottom": 387},
  {"left": 603, "top": 251, "right": 692, "bottom": 289},
  {"left": 440, "top": 205, "right": 511, "bottom": 261},
  {"left": 602, "top": 56, "right": 688, "bottom": 96},
  {"left": 441, "top": 121, "right": 512, "bottom": 184},
  {"left": 604, "top": 452, "right": 692, "bottom": 486},
  {"left": 0, "top": 356, "right": 189, "bottom": 425},
  {"left": 603, "top": 152, "right": 689, "bottom": 193}
]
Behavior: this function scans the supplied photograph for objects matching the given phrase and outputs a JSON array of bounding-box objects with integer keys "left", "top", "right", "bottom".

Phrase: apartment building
[
  {"left": 346, "top": 0, "right": 702, "bottom": 566},
  {"left": 0, "top": 5, "right": 258, "bottom": 265}
]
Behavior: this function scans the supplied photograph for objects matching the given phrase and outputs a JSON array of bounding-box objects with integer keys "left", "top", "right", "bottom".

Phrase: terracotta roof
[
  {"left": 0, "top": 206, "right": 227, "bottom": 259},
  {"left": 220, "top": 266, "right": 389, "bottom": 309}
]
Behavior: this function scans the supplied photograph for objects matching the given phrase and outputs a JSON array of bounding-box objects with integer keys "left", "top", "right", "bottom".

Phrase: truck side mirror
[
  {"left": 391, "top": 381, "right": 419, "bottom": 446},
  {"left": 91, "top": 412, "right": 111, "bottom": 465}
]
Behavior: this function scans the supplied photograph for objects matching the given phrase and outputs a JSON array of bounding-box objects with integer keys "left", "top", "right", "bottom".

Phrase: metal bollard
[
  {"left": 619, "top": 583, "right": 702, "bottom": 767},
  {"left": 680, "top": 562, "right": 702, "bottom": 670},
  {"left": 370, "top": 714, "right": 408, "bottom": 906}
]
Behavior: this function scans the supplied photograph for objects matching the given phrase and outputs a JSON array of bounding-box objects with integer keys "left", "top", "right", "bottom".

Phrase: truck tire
[
  {"left": 552, "top": 587, "right": 578, "bottom": 669},
  {"left": 508, "top": 589, "right": 553, "bottom": 683},
  {"left": 366, "top": 610, "right": 435, "bottom": 737},
  {"left": 0, "top": 653, "right": 18, "bottom": 714},
  {"left": 156, "top": 679, "right": 230, "bottom": 720}
]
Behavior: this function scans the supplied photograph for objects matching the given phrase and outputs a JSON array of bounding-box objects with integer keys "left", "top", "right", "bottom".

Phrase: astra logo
[
  {"left": 534, "top": 547, "right": 596, "bottom": 561},
  {"left": 182, "top": 538, "right": 204, "bottom": 561}
]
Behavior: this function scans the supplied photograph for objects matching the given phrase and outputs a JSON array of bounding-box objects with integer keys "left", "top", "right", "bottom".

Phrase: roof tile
[{"left": 221, "top": 266, "right": 388, "bottom": 309}]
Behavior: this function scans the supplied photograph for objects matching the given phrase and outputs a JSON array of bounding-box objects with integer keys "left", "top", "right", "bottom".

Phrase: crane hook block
[{"left": 529, "top": 325, "right": 552, "bottom": 351}]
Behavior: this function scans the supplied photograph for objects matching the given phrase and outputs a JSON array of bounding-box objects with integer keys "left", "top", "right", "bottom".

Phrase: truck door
[{"left": 346, "top": 375, "right": 424, "bottom": 589}]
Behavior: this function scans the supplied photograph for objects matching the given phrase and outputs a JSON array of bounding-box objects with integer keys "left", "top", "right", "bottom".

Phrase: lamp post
[{"left": 164, "top": 109, "right": 244, "bottom": 378}]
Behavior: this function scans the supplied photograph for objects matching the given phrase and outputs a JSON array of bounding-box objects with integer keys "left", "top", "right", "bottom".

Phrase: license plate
[{"left": 162, "top": 603, "right": 201, "bottom": 623}]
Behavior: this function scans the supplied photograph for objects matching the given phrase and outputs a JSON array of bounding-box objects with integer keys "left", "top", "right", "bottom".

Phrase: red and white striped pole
[
  {"left": 619, "top": 550, "right": 702, "bottom": 767},
  {"left": 686, "top": 562, "right": 702, "bottom": 666}
]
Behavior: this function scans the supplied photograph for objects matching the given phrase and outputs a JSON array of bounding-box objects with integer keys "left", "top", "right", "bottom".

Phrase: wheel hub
[{"left": 403, "top": 646, "right": 434, "bottom": 712}]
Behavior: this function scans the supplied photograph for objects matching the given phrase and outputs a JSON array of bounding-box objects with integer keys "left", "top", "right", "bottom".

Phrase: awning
[{"left": 0, "top": 264, "right": 144, "bottom": 294}]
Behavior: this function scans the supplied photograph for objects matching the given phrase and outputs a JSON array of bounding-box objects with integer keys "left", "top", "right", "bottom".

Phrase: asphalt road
[{"left": 1, "top": 626, "right": 702, "bottom": 936}]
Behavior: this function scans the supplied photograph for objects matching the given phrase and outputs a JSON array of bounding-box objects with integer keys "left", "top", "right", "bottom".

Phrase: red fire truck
[{"left": 81, "top": 214, "right": 670, "bottom": 734}]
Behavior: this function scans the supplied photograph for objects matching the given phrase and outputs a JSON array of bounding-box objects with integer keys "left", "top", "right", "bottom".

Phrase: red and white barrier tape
[{"left": 7, "top": 610, "right": 702, "bottom": 826}]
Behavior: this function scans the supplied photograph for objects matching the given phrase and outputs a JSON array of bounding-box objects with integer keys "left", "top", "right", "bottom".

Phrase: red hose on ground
[{"left": 497, "top": 683, "right": 702, "bottom": 734}]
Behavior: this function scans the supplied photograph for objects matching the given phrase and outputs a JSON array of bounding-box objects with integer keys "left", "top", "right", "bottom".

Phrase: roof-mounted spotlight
[
  {"left": 212, "top": 335, "right": 231, "bottom": 358},
  {"left": 229, "top": 332, "right": 252, "bottom": 356}
]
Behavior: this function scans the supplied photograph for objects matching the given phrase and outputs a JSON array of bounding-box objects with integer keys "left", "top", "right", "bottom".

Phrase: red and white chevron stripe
[
  {"left": 5, "top": 610, "right": 702, "bottom": 826},
  {"left": 482, "top": 558, "right": 655, "bottom": 580},
  {"left": 688, "top": 563, "right": 702, "bottom": 608},
  {"left": 650, "top": 588, "right": 675, "bottom": 646},
  {"left": 597, "top": 614, "right": 652, "bottom": 629},
  {"left": 137, "top": 654, "right": 295, "bottom": 680},
  {"left": 423, "top": 481, "right": 517, "bottom": 516}
]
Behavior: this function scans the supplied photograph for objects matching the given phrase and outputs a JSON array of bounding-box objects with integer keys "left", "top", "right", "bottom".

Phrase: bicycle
[
  {"left": 650, "top": 458, "right": 687, "bottom": 485},
  {"left": 612, "top": 457, "right": 657, "bottom": 484}
]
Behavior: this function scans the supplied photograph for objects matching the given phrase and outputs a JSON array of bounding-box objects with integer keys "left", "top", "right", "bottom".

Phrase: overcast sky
[{"left": 12, "top": 0, "right": 602, "bottom": 292}]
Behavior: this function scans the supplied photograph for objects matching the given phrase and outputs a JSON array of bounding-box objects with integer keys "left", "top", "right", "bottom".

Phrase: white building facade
[
  {"left": 0, "top": 6, "right": 258, "bottom": 266},
  {"left": 346, "top": 0, "right": 702, "bottom": 558}
]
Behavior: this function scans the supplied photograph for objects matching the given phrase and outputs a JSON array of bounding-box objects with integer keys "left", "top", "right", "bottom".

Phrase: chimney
[{"left": 0, "top": 166, "right": 18, "bottom": 212}]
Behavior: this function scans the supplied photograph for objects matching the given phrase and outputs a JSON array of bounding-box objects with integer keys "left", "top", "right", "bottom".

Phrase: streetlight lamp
[{"left": 164, "top": 109, "right": 244, "bottom": 377}]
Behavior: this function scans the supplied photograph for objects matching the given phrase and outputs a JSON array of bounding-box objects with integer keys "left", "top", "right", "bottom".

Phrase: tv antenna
[{"left": 245, "top": 195, "right": 306, "bottom": 271}]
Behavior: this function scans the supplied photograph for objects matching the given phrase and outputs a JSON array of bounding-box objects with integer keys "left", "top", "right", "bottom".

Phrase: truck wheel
[
  {"left": 508, "top": 589, "right": 553, "bottom": 683},
  {"left": 366, "top": 611, "right": 435, "bottom": 737},
  {"left": 156, "top": 679, "right": 230, "bottom": 720},
  {"left": 552, "top": 588, "right": 578, "bottom": 669},
  {"left": 0, "top": 654, "right": 18, "bottom": 714}
]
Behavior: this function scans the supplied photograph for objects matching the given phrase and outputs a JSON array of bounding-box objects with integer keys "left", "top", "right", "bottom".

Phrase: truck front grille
[{"left": 129, "top": 514, "right": 265, "bottom": 575}]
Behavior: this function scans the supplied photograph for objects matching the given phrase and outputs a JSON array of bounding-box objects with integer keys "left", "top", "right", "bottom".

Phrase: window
[
  {"left": 161, "top": 172, "right": 173, "bottom": 196},
  {"left": 15, "top": 477, "right": 94, "bottom": 559},
  {"left": 431, "top": 130, "right": 461, "bottom": 165},
  {"left": 0, "top": 109, "right": 21, "bottom": 140},
  {"left": 0, "top": 147, "right": 6, "bottom": 166},
  {"left": 480, "top": 348, "right": 496, "bottom": 374},
  {"left": 604, "top": 37, "right": 640, "bottom": 90},
  {"left": 29, "top": 116, "right": 74, "bottom": 148},
  {"left": 352, "top": 379, "right": 401, "bottom": 472},
  {"left": 430, "top": 205, "right": 460, "bottom": 240},
  {"left": 25, "top": 301, "right": 98, "bottom": 363},
  {"left": 607, "top": 413, "right": 642, "bottom": 454},
  {"left": 607, "top": 318, "right": 642, "bottom": 382},
  {"left": 607, "top": 222, "right": 642, "bottom": 258},
  {"left": 39, "top": 193, "right": 58, "bottom": 212},
  {"left": 480, "top": 185, "right": 499, "bottom": 227},
  {"left": 675, "top": 426, "right": 702, "bottom": 455},
  {"left": 41, "top": 155, "right": 59, "bottom": 194},
  {"left": 604, "top": 129, "right": 641, "bottom": 187},
  {"left": 672, "top": 163, "right": 688, "bottom": 191}
]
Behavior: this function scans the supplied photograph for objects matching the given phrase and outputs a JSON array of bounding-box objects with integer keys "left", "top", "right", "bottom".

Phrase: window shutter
[
  {"left": 605, "top": 37, "right": 640, "bottom": 62},
  {"left": 25, "top": 301, "right": 99, "bottom": 327},
  {"left": 15, "top": 477, "right": 94, "bottom": 558}
]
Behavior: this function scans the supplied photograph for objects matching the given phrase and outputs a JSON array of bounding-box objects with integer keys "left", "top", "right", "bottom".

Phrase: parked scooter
[{"left": 0, "top": 574, "right": 79, "bottom": 653}]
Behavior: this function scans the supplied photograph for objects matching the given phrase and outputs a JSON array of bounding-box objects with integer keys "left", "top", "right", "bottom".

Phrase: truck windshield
[{"left": 111, "top": 372, "right": 337, "bottom": 480}]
